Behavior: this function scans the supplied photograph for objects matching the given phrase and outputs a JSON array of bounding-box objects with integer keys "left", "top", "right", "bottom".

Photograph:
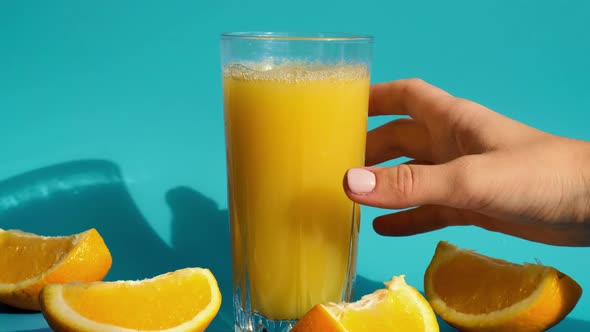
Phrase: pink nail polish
[{"left": 347, "top": 168, "right": 376, "bottom": 194}]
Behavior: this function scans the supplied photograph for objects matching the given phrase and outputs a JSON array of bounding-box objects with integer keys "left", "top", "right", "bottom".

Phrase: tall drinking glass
[{"left": 221, "top": 32, "right": 373, "bottom": 332}]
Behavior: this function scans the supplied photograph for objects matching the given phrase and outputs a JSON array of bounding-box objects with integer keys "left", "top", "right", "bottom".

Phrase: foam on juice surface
[{"left": 223, "top": 61, "right": 369, "bottom": 82}]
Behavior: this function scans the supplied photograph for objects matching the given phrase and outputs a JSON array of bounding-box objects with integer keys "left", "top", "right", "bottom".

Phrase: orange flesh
[
  {"left": 63, "top": 272, "right": 212, "bottom": 330},
  {"left": 433, "top": 253, "right": 544, "bottom": 314},
  {"left": 336, "top": 292, "right": 428, "bottom": 330},
  {"left": 0, "top": 233, "right": 75, "bottom": 283}
]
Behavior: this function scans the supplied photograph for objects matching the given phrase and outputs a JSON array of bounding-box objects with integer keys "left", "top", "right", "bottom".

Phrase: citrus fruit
[
  {"left": 0, "top": 228, "right": 112, "bottom": 310},
  {"left": 424, "top": 241, "right": 582, "bottom": 332},
  {"left": 40, "top": 267, "right": 221, "bottom": 332},
  {"left": 291, "top": 275, "right": 439, "bottom": 332}
]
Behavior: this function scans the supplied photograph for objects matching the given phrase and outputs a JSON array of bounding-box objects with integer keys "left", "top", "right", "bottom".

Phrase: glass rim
[{"left": 220, "top": 31, "right": 373, "bottom": 41}]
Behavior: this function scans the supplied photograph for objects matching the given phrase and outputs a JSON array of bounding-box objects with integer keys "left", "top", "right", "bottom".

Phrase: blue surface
[{"left": 1, "top": 1, "right": 590, "bottom": 331}]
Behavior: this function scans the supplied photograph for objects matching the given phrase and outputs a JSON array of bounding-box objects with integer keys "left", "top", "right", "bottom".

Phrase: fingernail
[{"left": 347, "top": 168, "right": 376, "bottom": 194}]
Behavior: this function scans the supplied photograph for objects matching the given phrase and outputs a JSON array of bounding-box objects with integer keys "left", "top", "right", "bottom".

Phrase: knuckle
[
  {"left": 439, "top": 96, "right": 469, "bottom": 116},
  {"left": 401, "top": 78, "right": 428, "bottom": 98},
  {"left": 449, "top": 97, "right": 472, "bottom": 109},
  {"left": 450, "top": 159, "right": 474, "bottom": 195},
  {"left": 449, "top": 157, "right": 487, "bottom": 209},
  {"left": 405, "top": 78, "right": 427, "bottom": 87},
  {"left": 445, "top": 97, "right": 486, "bottom": 119},
  {"left": 387, "top": 164, "right": 417, "bottom": 202}
]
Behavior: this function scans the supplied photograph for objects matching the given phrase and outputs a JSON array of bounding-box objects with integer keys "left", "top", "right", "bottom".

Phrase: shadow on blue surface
[
  {"left": 0, "top": 160, "right": 175, "bottom": 279},
  {"left": 166, "top": 185, "right": 233, "bottom": 330},
  {"left": 0, "top": 160, "right": 386, "bottom": 331},
  {"left": 0, "top": 160, "right": 233, "bottom": 329},
  {"left": 0, "top": 303, "right": 36, "bottom": 315},
  {"left": 548, "top": 317, "right": 590, "bottom": 331}
]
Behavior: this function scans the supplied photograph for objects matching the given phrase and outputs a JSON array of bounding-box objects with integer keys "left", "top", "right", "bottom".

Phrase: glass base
[{"left": 234, "top": 306, "right": 297, "bottom": 332}]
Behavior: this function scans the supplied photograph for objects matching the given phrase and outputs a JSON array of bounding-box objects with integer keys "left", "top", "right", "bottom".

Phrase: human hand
[{"left": 345, "top": 79, "right": 590, "bottom": 246}]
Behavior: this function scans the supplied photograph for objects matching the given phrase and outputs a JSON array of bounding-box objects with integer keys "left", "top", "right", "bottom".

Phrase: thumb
[{"left": 344, "top": 163, "right": 456, "bottom": 209}]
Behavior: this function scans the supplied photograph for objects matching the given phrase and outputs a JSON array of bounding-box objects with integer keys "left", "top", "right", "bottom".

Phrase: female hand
[{"left": 345, "top": 79, "right": 590, "bottom": 246}]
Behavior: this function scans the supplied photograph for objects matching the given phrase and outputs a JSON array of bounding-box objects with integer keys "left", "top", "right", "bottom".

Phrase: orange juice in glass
[{"left": 221, "top": 32, "right": 372, "bottom": 332}]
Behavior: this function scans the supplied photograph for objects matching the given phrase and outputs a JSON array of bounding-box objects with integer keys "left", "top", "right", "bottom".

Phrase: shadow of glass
[
  {"left": 353, "top": 275, "right": 383, "bottom": 301},
  {"left": 166, "top": 186, "right": 405, "bottom": 331},
  {"left": 0, "top": 160, "right": 178, "bottom": 280},
  {"left": 166, "top": 186, "right": 233, "bottom": 331}
]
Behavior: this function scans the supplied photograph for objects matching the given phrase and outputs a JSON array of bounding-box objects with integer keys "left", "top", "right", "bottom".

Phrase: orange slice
[
  {"left": 40, "top": 267, "right": 221, "bottom": 332},
  {"left": 0, "top": 228, "right": 112, "bottom": 310},
  {"left": 424, "top": 241, "right": 582, "bottom": 332},
  {"left": 291, "top": 275, "right": 439, "bottom": 332}
]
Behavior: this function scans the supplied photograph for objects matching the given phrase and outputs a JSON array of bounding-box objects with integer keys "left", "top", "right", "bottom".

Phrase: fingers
[
  {"left": 366, "top": 118, "right": 431, "bottom": 166},
  {"left": 372, "top": 206, "right": 590, "bottom": 247},
  {"left": 369, "top": 79, "right": 455, "bottom": 122},
  {"left": 344, "top": 163, "right": 455, "bottom": 209}
]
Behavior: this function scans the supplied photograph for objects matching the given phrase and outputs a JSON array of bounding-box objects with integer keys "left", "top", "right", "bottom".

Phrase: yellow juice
[{"left": 223, "top": 63, "right": 369, "bottom": 320}]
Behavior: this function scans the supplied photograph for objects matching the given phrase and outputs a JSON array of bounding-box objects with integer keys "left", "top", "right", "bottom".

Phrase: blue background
[{"left": 1, "top": 1, "right": 589, "bottom": 331}]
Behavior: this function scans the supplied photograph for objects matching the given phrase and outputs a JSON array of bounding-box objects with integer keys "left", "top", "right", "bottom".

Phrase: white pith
[
  {"left": 323, "top": 275, "right": 438, "bottom": 331},
  {"left": 426, "top": 242, "right": 553, "bottom": 328},
  {"left": 43, "top": 268, "right": 221, "bottom": 332},
  {"left": 0, "top": 229, "right": 85, "bottom": 292}
]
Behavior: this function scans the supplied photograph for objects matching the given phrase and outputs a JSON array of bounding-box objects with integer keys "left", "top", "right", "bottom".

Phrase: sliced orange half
[
  {"left": 0, "top": 228, "right": 112, "bottom": 310},
  {"left": 291, "top": 275, "right": 439, "bottom": 332},
  {"left": 40, "top": 267, "right": 221, "bottom": 332},
  {"left": 424, "top": 241, "right": 582, "bottom": 332}
]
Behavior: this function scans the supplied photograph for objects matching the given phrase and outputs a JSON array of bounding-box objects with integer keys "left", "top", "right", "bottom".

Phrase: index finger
[{"left": 369, "top": 79, "right": 455, "bottom": 121}]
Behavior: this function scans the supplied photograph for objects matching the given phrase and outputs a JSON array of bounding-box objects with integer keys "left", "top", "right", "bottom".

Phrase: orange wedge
[
  {"left": 424, "top": 241, "right": 582, "bottom": 332},
  {"left": 0, "top": 228, "right": 112, "bottom": 310},
  {"left": 291, "top": 275, "right": 439, "bottom": 332},
  {"left": 40, "top": 267, "right": 221, "bottom": 332}
]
